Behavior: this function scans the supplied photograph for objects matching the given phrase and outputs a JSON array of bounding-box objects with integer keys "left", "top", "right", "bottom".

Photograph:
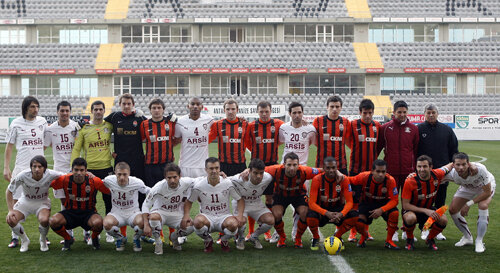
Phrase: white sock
[
  {"left": 12, "top": 231, "right": 19, "bottom": 240},
  {"left": 149, "top": 220, "right": 162, "bottom": 240},
  {"left": 133, "top": 226, "right": 143, "bottom": 241},
  {"left": 477, "top": 209, "right": 489, "bottom": 242},
  {"left": 253, "top": 223, "right": 272, "bottom": 238},
  {"left": 11, "top": 223, "right": 27, "bottom": 240},
  {"left": 38, "top": 225, "right": 49, "bottom": 241},
  {"left": 237, "top": 224, "right": 246, "bottom": 240},
  {"left": 195, "top": 226, "right": 211, "bottom": 241},
  {"left": 221, "top": 228, "right": 237, "bottom": 241},
  {"left": 178, "top": 226, "right": 194, "bottom": 237},
  {"left": 451, "top": 212, "right": 472, "bottom": 239},
  {"left": 106, "top": 226, "right": 124, "bottom": 240}
]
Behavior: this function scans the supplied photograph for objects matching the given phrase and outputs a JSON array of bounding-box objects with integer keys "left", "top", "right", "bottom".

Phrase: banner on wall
[
  {"left": 408, "top": 114, "right": 455, "bottom": 128},
  {"left": 202, "top": 105, "right": 286, "bottom": 119},
  {"left": 453, "top": 115, "right": 500, "bottom": 140},
  {"left": 303, "top": 115, "right": 387, "bottom": 123}
]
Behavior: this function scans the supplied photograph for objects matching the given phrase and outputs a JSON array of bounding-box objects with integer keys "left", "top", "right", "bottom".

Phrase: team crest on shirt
[
  {"left": 393, "top": 187, "right": 398, "bottom": 195},
  {"left": 339, "top": 124, "right": 344, "bottom": 131},
  {"left": 222, "top": 189, "right": 229, "bottom": 196},
  {"left": 270, "top": 126, "right": 275, "bottom": 133},
  {"left": 405, "top": 127, "right": 411, "bottom": 133},
  {"left": 422, "top": 133, "right": 427, "bottom": 138},
  {"left": 69, "top": 194, "right": 75, "bottom": 200},
  {"left": 238, "top": 127, "right": 243, "bottom": 133},
  {"left": 302, "top": 132, "right": 307, "bottom": 138},
  {"left": 434, "top": 181, "right": 438, "bottom": 186},
  {"left": 133, "top": 121, "right": 138, "bottom": 127},
  {"left": 372, "top": 126, "right": 377, "bottom": 133},
  {"left": 255, "top": 137, "right": 262, "bottom": 144},
  {"left": 336, "top": 185, "right": 341, "bottom": 193},
  {"left": 203, "top": 124, "right": 208, "bottom": 130},
  {"left": 381, "top": 187, "right": 387, "bottom": 194},
  {"left": 165, "top": 124, "right": 170, "bottom": 131},
  {"left": 71, "top": 130, "right": 77, "bottom": 137},
  {"left": 85, "top": 185, "right": 91, "bottom": 193},
  {"left": 104, "top": 128, "right": 109, "bottom": 133}
]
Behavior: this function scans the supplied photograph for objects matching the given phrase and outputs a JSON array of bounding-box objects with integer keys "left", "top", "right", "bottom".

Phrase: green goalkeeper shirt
[{"left": 70, "top": 121, "right": 113, "bottom": 170}]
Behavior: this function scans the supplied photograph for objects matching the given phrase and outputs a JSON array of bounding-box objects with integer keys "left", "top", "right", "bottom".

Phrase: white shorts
[
  {"left": 454, "top": 183, "right": 496, "bottom": 200},
  {"left": 232, "top": 200, "right": 270, "bottom": 222},
  {"left": 13, "top": 198, "right": 51, "bottom": 219},
  {"left": 11, "top": 167, "right": 25, "bottom": 200},
  {"left": 151, "top": 210, "right": 184, "bottom": 229},
  {"left": 180, "top": 167, "right": 206, "bottom": 178},
  {"left": 108, "top": 210, "right": 141, "bottom": 227},
  {"left": 200, "top": 213, "right": 232, "bottom": 233}
]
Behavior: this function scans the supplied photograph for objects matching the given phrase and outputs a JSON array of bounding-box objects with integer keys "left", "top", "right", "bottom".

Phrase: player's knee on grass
[
  {"left": 402, "top": 212, "right": 417, "bottom": 226},
  {"left": 49, "top": 213, "right": 66, "bottom": 229},
  {"left": 193, "top": 215, "right": 209, "bottom": 229},
  {"left": 478, "top": 200, "right": 490, "bottom": 210},
  {"left": 297, "top": 206, "right": 308, "bottom": 221},
  {"left": 38, "top": 214, "right": 50, "bottom": 227},
  {"left": 260, "top": 213, "right": 275, "bottom": 226},
  {"left": 223, "top": 217, "right": 239, "bottom": 232},
  {"left": 149, "top": 213, "right": 162, "bottom": 221},
  {"left": 89, "top": 215, "right": 104, "bottom": 231},
  {"left": 103, "top": 215, "right": 117, "bottom": 230},
  {"left": 6, "top": 211, "right": 21, "bottom": 227},
  {"left": 133, "top": 214, "right": 144, "bottom": 229}
]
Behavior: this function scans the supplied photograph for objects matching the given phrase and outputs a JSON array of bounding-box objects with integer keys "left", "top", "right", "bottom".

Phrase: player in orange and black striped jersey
[
  {"left": 208, "top": 99, "right": 249, "bottom": 176},
  {"left": 265, "top": 152, "right": 322, "bottom": 248},
  {"left": 140, "top": 98, "right": 177, "bottom": 188},
  {"left": 307, "top": 157, "right": 358, "bottom": 250},
  {"left": 49, "top": 158, "right": 111, "bottom": 251},
  {"left": 401, "top": 155, "right": 452, "bottom": 251},
  {"left": 348, "top": 159, "right": 400, "bottom": 250},
  {"left": 313, "top": 96, "right": 351, "bottom": 173}
]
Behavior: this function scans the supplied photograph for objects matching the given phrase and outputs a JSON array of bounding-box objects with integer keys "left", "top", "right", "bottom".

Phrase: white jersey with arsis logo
[
  {"left": 142, "top": 177, "right": 196, "bottom": 214},
  {"left": 188, "top": 176, "right": 241, "bottom": 217},
  {"left": 6, "top": 116, "right": 47, "bottom": 170},
  {"left": 445, "top": 163, "right": 496, "bottom": 190},
  {"left": 103, "top": 175, "right": 150, "bottom": 213},
  {"left": 279, "top": 123, "right": 317, "bottom": 165},
  {"left": 44, "top": 120, "right": 79, "bottom": 173},
  {"left": 8, "top": 169, "right": 64, "bottom": 201},
  {"left": 175, "top": 114, "right": 214, "bottom": 169},
  {"left": 230, "top": 172, "right": 273, "bottom": 208}
]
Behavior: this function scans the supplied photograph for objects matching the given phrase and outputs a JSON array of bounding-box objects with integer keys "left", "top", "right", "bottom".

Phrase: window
[
  {"left": 449, "top": 24, "right": 500, "bottom": 42},
  {"left": 0, "top": 77, "right": 9, "bottom": 96},
  {"left": 21, "top": 77, "right": 97, "bottom": 96},
  {"left": 113, "top": 75, "right": 188, "bottom": 95},
  {"left": 248, "top": 75, "right": 277, "bottom": 95},
  {"left": 202, "top": 25, "right": 273, "bottom": 43},
  {"left": 121, "top": 25, "right": 191, "bottom": 43},
  {"left": 380, "top": 75, "right": 455, "bottom": 95},
  {"left": 369, "top": 24, "right": 439, "bottom": 43},
  {"left": 0, "top": 27, "right": 26, "bottom": 44},
  {"left": 289, "top": 74, "right": 365, "bottom": 94},
  {"left": 285, "top": 24, "right": 354, "bottom": 43},
  {"left": 37, "top": 25, "right": 107, "bottom": 44}
]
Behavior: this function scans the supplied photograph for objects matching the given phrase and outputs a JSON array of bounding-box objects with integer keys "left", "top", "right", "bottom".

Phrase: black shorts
[
  {"left": 273, "top": 194, "right": 308, "bottom": 210},
  {"left": 220, "top": 162, "right": 247, "bottom": 177},
  {"left": 307, "top": 208, "right": 358, "bottom": 227},
  {"left": 87, "top": 167, "right": 114, "bottom": 180},
  {"left": 144, "top": 163, "right": 169, "bottom": 188},
  {"left": 263, "top": 161, "right": 278, "bottom": 195},
  {"left": 402, "top": 207, "right": 436, "bottom": 230},
  {"left": 59, "top": 209, "right": 99, "bottom": 231},
  {"left": 358, "top": 202, "right": 398, "bottom": 226}
]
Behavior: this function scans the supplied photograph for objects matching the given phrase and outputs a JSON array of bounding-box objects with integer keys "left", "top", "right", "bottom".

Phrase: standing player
[
  {"left": 313, "top": 96, "right": 351, "bottom": 173},
  {"left": 265, "top": 152, "right": 321, "bottom": 248},
  {"left": 209, "top": 99, "right": 249, "bottom": 176},
  {"left": 230, "top": 159, "right": 275, "bottom": 250},
  {"left": 3, "top": 96, "right": 47, "bottom": 248},
  {"left": 348, "top": 98, "right": 380, "bottom": 242},
  {"left": 307, "top": 157, "right": 358, "bottom": 250},
  {"left": 349, "top": 160, "right": 399, "bottom": 250},
  {"left": 446, "top": 152, "right": 495, "bottom": 253},
  {"left": 142, "top": 163, "right": 197, "bottom": 255},
  {"left": 182, "top": 157, "right": 245, "bottom": 253},
  {"left": 377, "top": 100, "right": 419, "bottom": 241},
  {"left": 49, "top": 158, "right": 111, "bottom": 251},
  {"left": 279, "top": 102, "right": 316, "bottom": 165},
  {"left": 245, "top": 101, "right": 284, "bottom": 241},
  {"left": 103, "top": 162, "right": 150, "bottom": 252},
  {"left": 417, "top": 103, "right": 458, "bottom": 240},
  {"left": 175, "top": 97, "right": 214, "bottom": 178},
  {"left": 71, "top": 100, "right": 113, "bottom": 243},
  {"left": 401, "top": 156, "right": 452, "bottom": 251},
  {"left": 6, "top": 156, "right": 63, "bottom": 252}
]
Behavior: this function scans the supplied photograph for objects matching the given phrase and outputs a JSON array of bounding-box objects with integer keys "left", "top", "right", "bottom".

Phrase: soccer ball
[{"left": 324, "top": 236, "right": 343, "bottom": 255}]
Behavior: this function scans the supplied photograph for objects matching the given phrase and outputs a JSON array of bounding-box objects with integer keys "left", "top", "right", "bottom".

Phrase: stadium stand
[
  {"left": 367, "top": 0, "right": 499, "bottom": 17},
  {"left": 0, "top": 0, "right": 108, "bottom": 19},
  {"left": 0, "top": 95, "right": 90, "bottom": 116}
]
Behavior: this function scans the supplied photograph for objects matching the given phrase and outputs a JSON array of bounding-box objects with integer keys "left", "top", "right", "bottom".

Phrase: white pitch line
[
  {"left": 317, "top": 229, "right": 355, "bottom": 273},
  {"left": 469, "top": 155, "right": 487, "bottom": 163}
]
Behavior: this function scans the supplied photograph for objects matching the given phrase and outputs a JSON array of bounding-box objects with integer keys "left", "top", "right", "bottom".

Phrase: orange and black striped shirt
[
  {"left": 265, "top": 164, "right": 321, "bottom": 197},
  {"left": 308, "top": 173, "right": 353, "bottom": 216},
  {"left": 349, "top": 119, "right": 381, "bottom": 175},
  {"left": 209, "top": 118, "right": 249, "bottom": 164},
  {"left": 349, "top": 172, "right": 398, "bottom": 212},
  {"left": 402, "top": 168, "right": 447, "bottom": 209},
  {"left": 50, "top": 174, "right": 110, "bottom": 211},
  {"left": 246, "top": 118, "right": 284, "bottom": 164},
  {"left": 140, "top": 117, "right": 176, "bottom": 165},
  {"left": 313, "top": 115, "right": 351, "bottom": 169}
]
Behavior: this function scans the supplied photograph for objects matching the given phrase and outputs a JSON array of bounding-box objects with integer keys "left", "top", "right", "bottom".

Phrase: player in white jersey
[
  {"left": 103, "top": 162, "right": 150, "bottom": 252},
  {"left": 5, "top": 156, "right": 64, "bottom": 252},
  {"left": 174, "top": 97, "right": 214, "bottom": 178},
  {"left": 142, "top": 163, "right": 196, "bottom": 255},
  {"left": 182, "top": 157, "right": 245, "bottom": 253},
  {"left": 445, "top": 152, "right": 496, "bottom": 253},
  {"left": 230, "top": 159, "right": 275, "bottom": 250},
  {"left": 3, "top": 96, "right": 47, "bottom": 248},
  {"left": 279, "top": 102, "right": 317, "bottom": 165}
]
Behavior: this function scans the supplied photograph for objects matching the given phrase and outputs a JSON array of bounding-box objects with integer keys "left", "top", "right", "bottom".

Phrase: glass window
[{"left": 0, "top": 77, "right": 10, "bottom": 96}]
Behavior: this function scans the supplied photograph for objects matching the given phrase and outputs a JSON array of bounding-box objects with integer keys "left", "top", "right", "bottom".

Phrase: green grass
[{"left": 0, "top": 141, "right": 498, "bottom": 273}]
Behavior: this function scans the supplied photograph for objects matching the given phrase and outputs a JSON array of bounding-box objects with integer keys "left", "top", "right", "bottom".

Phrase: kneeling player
[
  {"left": 49, "top": 158, "right": 110, "bottom": 251},
  {"left": 103, "top": 162, "right": 150, "bottom": 252},
  {"left": 182, "top": 157, "right": 246, "bottom": 253},
  {"left": 142, "top": 163, "right": 196, "bottom": 255},
  {"left": 447, "top": 152, "right": 496, "bottom": 253},
  {"left": 6, "top": 156, "right": 64, "bottom": 252},
  {"left": 230, "top": 159, "right": 275, "bottom": 250},
  {"left": 307, "top": 157, "right": 358, "bottom": 250},
  {"left": 350, "top": 160, "right": 400, "bottom": 250},
  {"left": 401, "top": 156, "right": 452, "bottom": 251}
]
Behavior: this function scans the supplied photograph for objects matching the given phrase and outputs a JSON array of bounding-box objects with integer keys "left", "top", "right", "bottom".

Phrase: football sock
[
  {"left": 253, "top": 223, "right": 272, "bottom": 238},
  {"left": 451, "top": 212, "right": 472, "bottom": 239},
  {"left": 38, "top": 225, "right": 49, "bottom": 241},
  {"left": 291, "top": 213, "right": 300, "bottom": 236},
  {"left": 52, "top": 225, "right": 72, "bottom": 241},
  {"left": 150, "top": 220, "right": 162, "bottom": 239},
  {"left": 355, "top": 221, "right": 368, "bottom": 244},
  {"left": 248, "top": 217, "right": 256, "bottom": 234},
  {"left": 237, "top": 224, "right": 246, "bottom": 241},
  {"left": 221, "top": 228, "right": 237, "bottom": 242},
  {"left": 296, "top": 219, "right": 307, "bottom": 239},
  {"left": 133, "top": 225, "right": 143, "bottom": 241},
  {"left": 274, "top": 219, "right": 286, "bottom": 238},
  {"left": 195, "top": 226, "right": 211, "bottom": 241},
  {"left": 178, "top": 226, "right": 195, "bottom": 237},
  {"left": 477, "top": 209, "right": 489, "bottom": 241},
  {"left": 306, "top": 217, "right": 320, "bottom": 239},
  {"left": 335, "top": 217, "right": 357, "bottom": 238},
  {"left": 91, "top": 230, "right": 100, "bottom": 239},
  {"left": 120, "top": 226, "right": 127, "bottom": 237},
  {"left": 60, "top": 204, "right": 73, "bottom": 237},
  {"left": 403, "top": 221, "right": 416, "bottom": 239},
  {"left": 386, "top": 210, "right": 399, "bottom": 243},
  {"left": 11, "top": 223, "right": 25, "bottom": 238},
  {"left": 107, "top": 226, "right": 124, "bottom": 240},
  {"left": 12, "top": 231, "right": 19, "bottom": 240},
  {"left": 428, "top": 222, "right": 445, "bottom": 240}
]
